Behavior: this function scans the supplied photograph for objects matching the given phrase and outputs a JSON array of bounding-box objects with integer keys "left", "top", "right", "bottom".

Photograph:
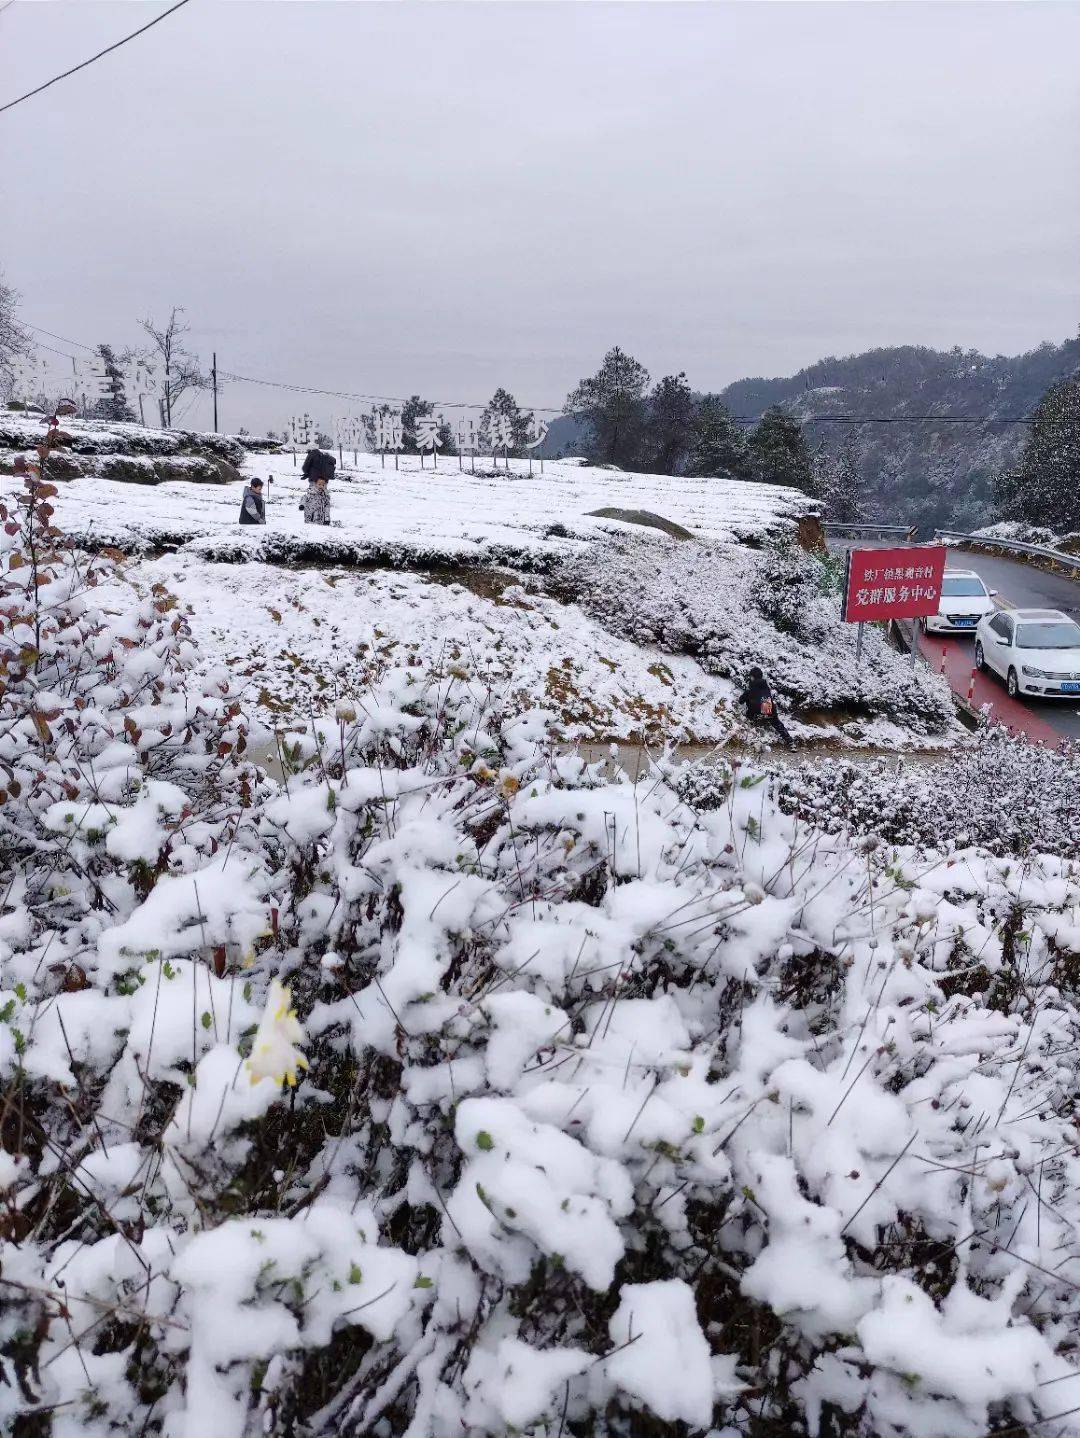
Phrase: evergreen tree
[
  {"left": 564, "top": 346, "right": 650, "bottom": 469},
  {"left": 748, "top": 407, "right": 816, "bottom": 493},
  {"left": 823, "top": 430, "right": 865, "bottom": 523},
  {"left": 90, "top": 345, "right": 135, "bottom": 422},
  {"left": 645, "top": 372, "right": 696, "bottom": 475},
  {"left": 400, "top": 395, "right": 431, "bottom": 455},
  {"left": 687, "top": 394, "right": 752, "bottom": 479},
  {"left": 479, "top": 387, "right": 531, "bottom": 458},
  {"left": 400, "top": 396, "right": 455, "bottom": 458},
  {"left": 994, "top": 376, "right": 1080, "bottom": 534}
]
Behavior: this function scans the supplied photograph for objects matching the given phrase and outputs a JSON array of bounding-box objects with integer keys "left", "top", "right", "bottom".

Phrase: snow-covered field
[
  {"left": 147, "top": 553, "right": 737, "bottom": 744},
  {"left": 19, "top": 446, "right": 817, "bottom": 563},
  {"left": 3, "top": 462, "right": 1080, "bottom": 1435},
  {"left": 0, "top": 422, "right": 965, "bottom": 750}
]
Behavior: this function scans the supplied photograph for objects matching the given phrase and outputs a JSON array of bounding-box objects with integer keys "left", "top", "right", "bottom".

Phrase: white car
[
  {"left": 974, "top": 608, "right": 1080, "bottom": 699},
  {"left": 922, "top": 569, "right": 996, "bottom": 634}
]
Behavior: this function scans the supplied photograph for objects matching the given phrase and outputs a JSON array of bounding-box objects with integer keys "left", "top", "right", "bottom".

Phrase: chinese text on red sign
[{"left": 842, "top": 546, "right": 948, "bottom": 622}]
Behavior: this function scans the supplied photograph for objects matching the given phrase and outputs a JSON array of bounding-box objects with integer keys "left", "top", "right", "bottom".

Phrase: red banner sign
[{"left": 842, "top": 545, "right": 947, "bottom": 622}]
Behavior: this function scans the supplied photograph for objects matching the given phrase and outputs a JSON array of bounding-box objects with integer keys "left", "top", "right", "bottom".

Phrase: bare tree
[
  {"left": 132, "top": 307, "right": 208, "bottom": 427},
  {"left": 0, "top": 267, "right": 30, "bottom": 379}
]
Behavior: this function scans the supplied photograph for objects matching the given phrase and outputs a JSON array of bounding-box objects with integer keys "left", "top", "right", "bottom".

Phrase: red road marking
[{"left": 917, "top": 631, "right": 1063, "bottom": 744}]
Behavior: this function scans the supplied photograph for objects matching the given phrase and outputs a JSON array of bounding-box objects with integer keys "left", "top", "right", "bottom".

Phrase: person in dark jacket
[
  {"left": 302, "top": 448, "right": 336, "bottom": 485},
  {"left": 238, "top": 477, "right": 266, "bottom": 525},
  {"left": 738, "top": 666, "right": 794, "bottom": 747}
]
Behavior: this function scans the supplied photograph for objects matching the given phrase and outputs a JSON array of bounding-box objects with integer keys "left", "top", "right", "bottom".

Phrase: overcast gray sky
[{"left": 2, "top": 0, "right": 1077, "bottom": 433}]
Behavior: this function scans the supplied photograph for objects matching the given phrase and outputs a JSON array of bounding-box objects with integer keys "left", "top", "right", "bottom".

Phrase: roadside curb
[{"left": 889, "top": 617, "right": 981, "bottom": 731}]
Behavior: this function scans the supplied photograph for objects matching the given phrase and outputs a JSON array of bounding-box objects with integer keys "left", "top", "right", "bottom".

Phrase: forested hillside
[
  {"left": 546, "top": 335, "right": 1080, "bottom": 532},
  {"left": 722, "top": 336, "right": 1080, "bottom": 530}
]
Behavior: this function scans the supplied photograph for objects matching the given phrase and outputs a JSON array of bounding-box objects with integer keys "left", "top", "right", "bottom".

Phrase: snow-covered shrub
[
  {"left": 3, "top": 451, "right": 1079, "bottom": 1436},
  {"left": 773, "top": 728, "right": 1080, "bottom": 856},
  {"left": 93, "top": 453, "right": 235, "bottom": 486},
  {"left": 558, "top": 533, "right": 957, "bottom": 733},
  {"left": 0, "top": 410, "right": 245, "bottom": 464},
  {"left": 671, "top": 752, "right": 734, "bottom": 810}
]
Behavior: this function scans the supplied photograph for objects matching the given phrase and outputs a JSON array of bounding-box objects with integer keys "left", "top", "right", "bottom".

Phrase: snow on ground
[
  {"left": 4, "top": 457, "right": 1080, "bottom": 1437},
  {"left": 143, "top": 553, "right": 737, "bottom": 743},
  {"left": 16, "top": 447, "right": 815, "bottom": 564},
  {"left": 969, "top": 519, "right": 1080, "bottom": 555},
  {"left": 4, "top": 425, "right": 962, "bottom": 751}
]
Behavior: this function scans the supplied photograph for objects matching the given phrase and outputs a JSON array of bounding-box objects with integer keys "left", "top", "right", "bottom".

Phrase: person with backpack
[
  {"left": 738, "top": 666, "right": 795, "bottom": 747},
  {"left": 238, "top": 476, "right": 266, "bottom": 525},
  {"left": 300, "top": 473, "right": 331, "bottom": 525},
  {"left": 302, "top": 447, "right": 336, "bottom": 486}
]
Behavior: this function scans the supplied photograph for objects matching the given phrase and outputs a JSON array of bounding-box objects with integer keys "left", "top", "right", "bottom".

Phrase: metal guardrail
[
  {"left": 824, "top": 521, "right": 918, "bottom": 539},
  {"left": 934, "top": 529, "right": 1080, "bottom": 577}
]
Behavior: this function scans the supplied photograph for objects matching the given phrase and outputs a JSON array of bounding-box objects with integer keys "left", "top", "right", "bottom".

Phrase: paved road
[
  {"left": 915, "top": 629, "right": 1072, "bottom": 743},
  {"left": 829, "top": 539, "right": 1080, "bottom": 742},
  {"left": 932, "top": 549, "right": 1080, "bottom": 742}
]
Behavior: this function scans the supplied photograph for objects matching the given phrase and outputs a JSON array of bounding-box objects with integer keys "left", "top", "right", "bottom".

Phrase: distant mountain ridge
[
  {"left": 546, "top": 334, "right": 1080, "bottom": 530},
  {"left": 720, "top": 336, "right": 1080, "bottom": 531}
]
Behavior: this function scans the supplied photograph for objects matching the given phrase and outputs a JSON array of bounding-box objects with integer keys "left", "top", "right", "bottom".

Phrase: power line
[
  {"left": 0, "top": 0, "right": 192, "bottom": 117},
  {"left": 21, "top": 326, "right": 1040, "bottom": 426},
  {"left": 26, "top": 323, "right": 96, "bottom": 352},
  {"left": 218, "top": 368, "right": 570, "bottom": 416},
  {"left": 793, "top": 413, "right": 1035, "bottom": 426},
  {"left": 221, "top": 367, "right": 1035, "bottom": 425},
  {"left": 34, "top": 340, "right": 78, "bottom": 361}
]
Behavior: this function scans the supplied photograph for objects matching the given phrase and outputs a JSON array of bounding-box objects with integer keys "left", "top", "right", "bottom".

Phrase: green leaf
[
  {"left": 200, "top": 1011, "right": 212, "bottom": 1030},
  {"left": 348, "top": 1262, "right": 363, "bottom": 1285},
  {"left": 475, "top": 1131, "right": 494, "bottom": 1151},
  {"left": 0, "top": 999, "right": 15, "bottom": 1024},
  {"left": 692, "top": 1115, "right": 704, "bottom": 1134},
  {"left": 413, "top": 1275, "right": 434, "bottom": 1289}
]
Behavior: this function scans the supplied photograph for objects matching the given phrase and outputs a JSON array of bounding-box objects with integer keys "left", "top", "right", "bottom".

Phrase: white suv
[
  {"left": 923, "top": 569, "right": 995, "bottom": 634},
  {"left": 974, "top": 608, "right": 1080, "bottom": 699}
]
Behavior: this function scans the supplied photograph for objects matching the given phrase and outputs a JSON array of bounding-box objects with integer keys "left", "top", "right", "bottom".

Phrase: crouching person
[
  {"left": 739, "top": 666, "right": 795, "bottom": 748},
  {"left": 239, "top": 477, "right": 266, "bottom": 525},
  {"left": 300, "top": 474, "right": 331, "bottom": 525}
]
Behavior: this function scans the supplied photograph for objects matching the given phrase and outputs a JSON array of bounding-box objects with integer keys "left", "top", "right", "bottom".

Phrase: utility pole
[{"left": 212, "top": 352, "right": 219, "bottom": 433}]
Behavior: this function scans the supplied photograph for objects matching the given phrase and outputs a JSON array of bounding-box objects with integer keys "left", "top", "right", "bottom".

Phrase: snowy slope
[
  {"left": 3, "top": 433, "right": 963, "bottom": 747},
  {"left": 5, "top": 448, "right": 816, "bottom": 563},
  {"left": 3, "top": 498, "right": 1079, "bottom": 1435}
]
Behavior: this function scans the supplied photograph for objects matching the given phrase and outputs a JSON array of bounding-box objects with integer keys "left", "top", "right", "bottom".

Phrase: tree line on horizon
[
  {"left": 561, "top": 343, "right": 1080, "bottom": 536},
  {"left": 2, "top": 270, "right": 1077, "bottom": 535},
  {"left": 562, "top": 346, "right": 819, "bottom": 496}
]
